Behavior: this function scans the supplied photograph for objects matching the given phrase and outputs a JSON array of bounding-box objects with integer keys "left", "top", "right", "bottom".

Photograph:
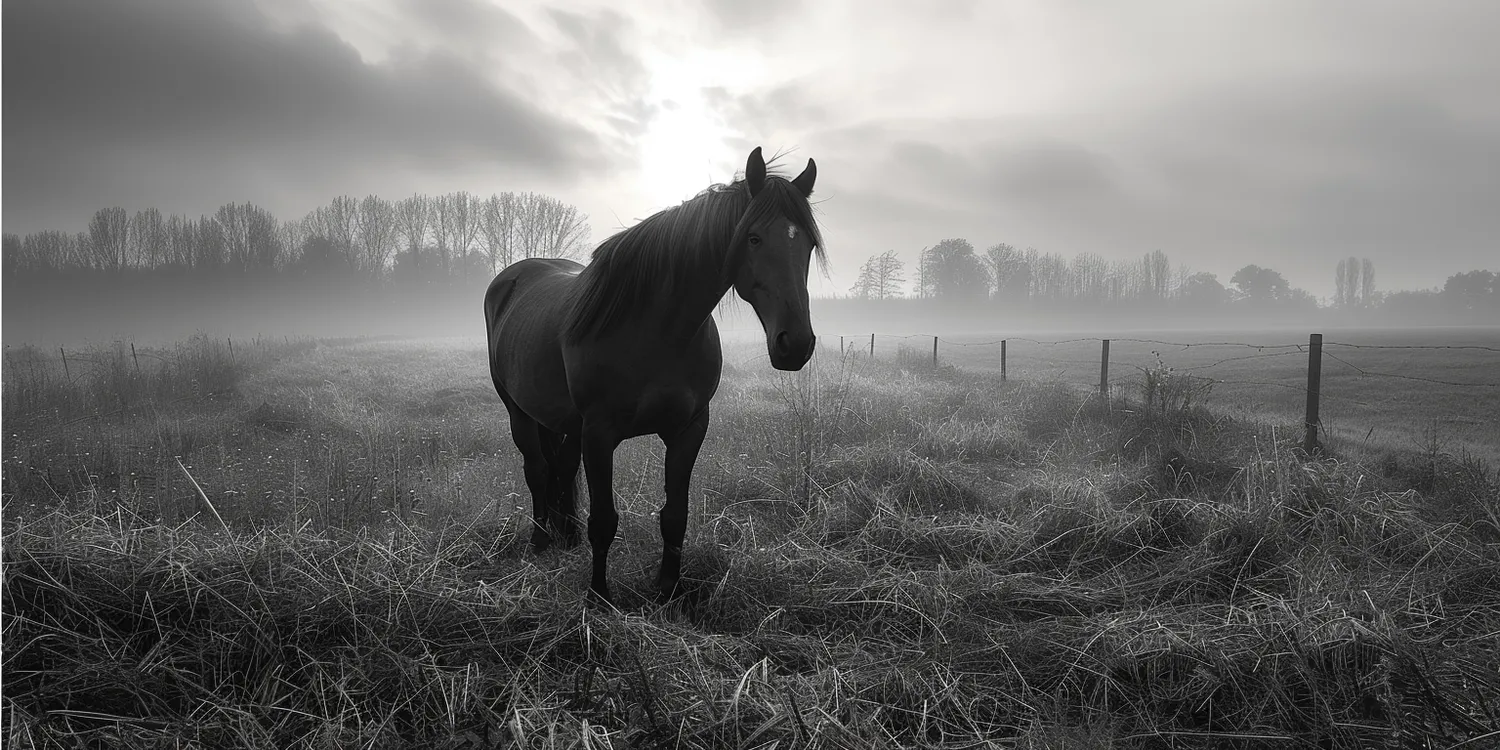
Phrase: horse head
[{"left": 729, "top": 147, "right": 821, "bottom": 371}]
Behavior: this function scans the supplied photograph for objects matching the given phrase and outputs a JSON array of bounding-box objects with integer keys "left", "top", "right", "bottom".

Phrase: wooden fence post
[
  {"left": 870, "top": 333, "right": 875, "bottom": 358},
  {"left": 1001, "top": 340, "right": 1007, "bottom": 382},
  {"left": 932, "top": 337, "right": 939, "bottom": 369},
  {"left": 131, "top": 343, "right": 141, "bottom": 375},
  {"left": 1099, "top": 339, "right": 1110, "bottom": 399},
  {"left": 60, "top": 347, "right": 70, "bottom": 381},
  {"left": 228, "top": 337, "right": 235, "bottom": 364},
  {"left": 839, "top": 335, "right": 845, "bottom": 355},
  {"left": 1304, "top": 333, "right": 1323, "bottom": 454}
]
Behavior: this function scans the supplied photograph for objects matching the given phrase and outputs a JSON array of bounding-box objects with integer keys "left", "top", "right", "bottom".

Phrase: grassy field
[
  {"left": 856, "top": 327, "right": 1500, "bottom": 467},
  {"left": 4, "top": 333, "right": 1499, "bottom": 748}
]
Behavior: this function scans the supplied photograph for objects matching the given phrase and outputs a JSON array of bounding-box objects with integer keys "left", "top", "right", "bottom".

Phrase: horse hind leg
[
  {"left": 500, "top": 395, "right": 556, "bottom": 552},
  {"left": 542, "top": 430, "right": 582, "bottom": 549}
]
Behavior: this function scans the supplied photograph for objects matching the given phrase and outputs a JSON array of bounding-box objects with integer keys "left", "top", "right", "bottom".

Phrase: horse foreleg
[
  {"left": 658, "top": 407, "right": 709, "bottom": 600},
  {"left": 581, "top": 429, "right": 621, "bottom": 604}
]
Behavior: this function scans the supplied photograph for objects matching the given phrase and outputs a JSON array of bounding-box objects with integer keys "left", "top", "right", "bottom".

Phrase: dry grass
[{"left": 4, "top": 336, "right": 1499, "bottom": 748}]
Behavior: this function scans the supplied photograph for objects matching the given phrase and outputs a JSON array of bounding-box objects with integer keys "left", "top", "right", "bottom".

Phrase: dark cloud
[
  {"left": 739, "top": 66, "right": 1499, "bottom": 293},
  {"left": 2, "top": 0, "right": 607, "bottom": 232}
]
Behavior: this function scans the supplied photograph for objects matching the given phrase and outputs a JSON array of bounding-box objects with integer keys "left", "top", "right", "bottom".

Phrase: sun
[
  {"left": 635, "top": 51, "right": 755, "bottom": 208},
  {"left": 638, "top": 98, "right": 723, "bottom": 208}
]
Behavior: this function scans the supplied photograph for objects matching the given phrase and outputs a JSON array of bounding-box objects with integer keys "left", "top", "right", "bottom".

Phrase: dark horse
[{"left": 484, "top": 147, "right": 823, "bottom": 603}]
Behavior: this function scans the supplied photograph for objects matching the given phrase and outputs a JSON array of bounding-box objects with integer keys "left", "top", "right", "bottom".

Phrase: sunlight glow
[{"left": 636, "top": 49, "right": 760, "bottom": 208}]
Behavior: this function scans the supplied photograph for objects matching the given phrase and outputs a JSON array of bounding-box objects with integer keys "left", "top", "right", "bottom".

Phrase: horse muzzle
[{"left": 769, "top": 330, "right": 816, "bottom": 371}]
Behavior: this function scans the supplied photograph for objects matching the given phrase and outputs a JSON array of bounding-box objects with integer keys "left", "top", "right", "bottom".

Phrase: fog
[{"left": 5, "top": 271, "right": 1494, "bottom": 353}]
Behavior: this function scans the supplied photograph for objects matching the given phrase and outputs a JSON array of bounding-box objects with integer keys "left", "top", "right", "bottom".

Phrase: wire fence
[
  {"left": 10, "top": 331, "right": 1497, "bottom": 460},
  {"left": 828, "top": 331, "right": 1500, "bottom": 455}
]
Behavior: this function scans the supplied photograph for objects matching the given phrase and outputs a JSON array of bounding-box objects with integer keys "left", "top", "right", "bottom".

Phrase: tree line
[
  {"left": 2, "top": 192, "right": 592, "bottom": 283},
  {"left": 847, "top": 240, "right": 1496, "bottom": 317}
]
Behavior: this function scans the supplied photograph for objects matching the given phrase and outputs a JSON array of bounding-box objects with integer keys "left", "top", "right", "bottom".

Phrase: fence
[{"left": 833, "top": 332, "right": 1500, "bottom": 456}]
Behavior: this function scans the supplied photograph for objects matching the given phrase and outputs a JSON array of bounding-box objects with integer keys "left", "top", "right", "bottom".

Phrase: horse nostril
[{"left": 774, "top": 331, "right": 791, "bottom": 357}]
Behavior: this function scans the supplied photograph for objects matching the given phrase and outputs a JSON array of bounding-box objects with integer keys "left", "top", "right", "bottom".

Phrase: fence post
[
  {"left": 1001, "top": 340, "right": 1007, "bottom": 382},
  {"left": 932, "top": 337, "right": 939, "bottom": 369},
  {"left": 1099, "top": 339, "right": 1110, "bottom": 399},
  {"left": 840, "top": 335, "right": 845, "bottom": 355},
  {"left": 131, "top": 343, "right": 141, "bottom": 375},
  {"left": 228, "top": 337, "right": 235, "bottom": 364},
  {"left": 60, "top": 347, "right": 70, "bottom": 381},
  {"left": 1304, "top": 332, "right": 1323, "bottom": 454},
  {"left": 870, "top": 333, "right": 875, "bottom": 359}
]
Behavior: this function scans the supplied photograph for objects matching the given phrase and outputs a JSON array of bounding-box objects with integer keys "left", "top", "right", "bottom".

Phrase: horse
[{"left": 484, "top": 147, "right": 823, "bottom": 604}]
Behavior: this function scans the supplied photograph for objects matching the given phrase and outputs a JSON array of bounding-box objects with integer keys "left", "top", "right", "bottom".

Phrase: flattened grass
[{"left": 4, "top": 337, "right": 1498, "bottom": 748}]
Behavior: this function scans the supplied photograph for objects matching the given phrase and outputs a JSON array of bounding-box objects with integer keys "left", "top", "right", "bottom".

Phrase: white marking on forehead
[{"left": 787, "top": 224, "right": 798, "bottom": 240}]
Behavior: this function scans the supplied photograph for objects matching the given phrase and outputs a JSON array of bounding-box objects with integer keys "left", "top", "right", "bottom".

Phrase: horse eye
[{"left": 748, "top": 234, "right": 762, "bottom": 246}]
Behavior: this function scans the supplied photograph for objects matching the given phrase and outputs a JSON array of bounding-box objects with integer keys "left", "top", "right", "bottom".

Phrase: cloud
[
  {"left": 1, "top": 0, "right": 609, "bottom": 232},
  {"left": 735, "top": 63, "right": 1500, "bottom": 295},
  {"left": 6, "top": 0, "right": 1498, "bottom": 296}
]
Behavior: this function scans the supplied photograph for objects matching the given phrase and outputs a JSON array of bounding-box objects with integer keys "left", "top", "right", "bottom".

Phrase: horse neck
[{"left": 650, "top": 255, "right": 734, "bottom": 341}]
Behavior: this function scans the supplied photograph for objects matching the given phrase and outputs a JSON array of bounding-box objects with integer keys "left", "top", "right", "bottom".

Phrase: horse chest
[{"left": 568, "top": 358, "right": 718, "bottom": 438}]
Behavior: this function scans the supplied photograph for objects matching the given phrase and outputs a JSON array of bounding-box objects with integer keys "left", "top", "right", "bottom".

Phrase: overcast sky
[{"left": 5, "top": 0, "right": 1498, "bottom": 299}]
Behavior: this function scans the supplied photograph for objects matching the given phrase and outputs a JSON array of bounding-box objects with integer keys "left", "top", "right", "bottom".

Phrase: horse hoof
[
  {"left": 656, "top": 578, "right": 682, "bottom": 603},
  {"left": 529, "top": 531, "right": 553, "bottom": 554},
  {"left": 588, "top": 584, "right": 614, "bottom": 608}
]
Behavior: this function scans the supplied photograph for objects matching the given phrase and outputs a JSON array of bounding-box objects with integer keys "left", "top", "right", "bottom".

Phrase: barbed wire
[
  {"left": 1320, "top": 350, "right": 1500, "bottom": 388},
  {"left": 1176, "top": 350, "right": 1308, "bottom": 371},
  {"left": 1325, "top": 341, "right": 1500, "bottom": 353},
  {"left": 834, "top": 333, "right": 1500, "bottom": 354}
]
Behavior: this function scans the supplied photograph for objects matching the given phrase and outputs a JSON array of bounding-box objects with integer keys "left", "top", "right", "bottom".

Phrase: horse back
[{"left": 485, "top": 258, "right": 585, "bottom": 433}]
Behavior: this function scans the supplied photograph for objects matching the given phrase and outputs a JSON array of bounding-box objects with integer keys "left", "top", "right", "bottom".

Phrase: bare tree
[
  {"left": 394, "top": 194, "right": 431, "bottom": 269},
  {"left": 355, "top": 196, "right": 399, "bottom": 274},
  {"left": 165, "top": 214, "right": 197, "bottom": 269},
  {"left": 510, "top": 192, "right": 590, "bottom": 261},
  {"left": 324, "top": 196, "right": 360, "bottom": 272},
  {"left": 1360, "top": 258, "right": 1376, "bottom": 306},
  {"left": 850, "top": 256, "right": 879, "bottom": 299},
  {"left": 1336, "top": 257, "right": 1364, "bottom": 307},
  {"left": 195, "top": 217, "right": 227, "bottom": 270},
  {"left": 87, "top": 207, "right": 130, "bottom": 270},
  {"left": 279, "top": 217, "right": 308, "bottom": 267},
  {"left": 1071, "top": 253, "right": 1107, "bottom": 302},
  {"left": 871, "top": 250, "right": 905, "bottom": 300},
  {"left": 428, "top": 194, "right": 453, "bottom": 272},
  {"left": 245, "top": 205, "right": 283, "bottom": 271},
  {"left": 12, "top": 230, "right": 76, "bottom": 271},
  {"left": 216, "top": 203, "right": 252, "bottom": 271},
  {"left": 535, "top": 194, "right": 591, "bottom": 259},
  {"left": 131, "top": 208, "right": 166, "bottom": 269},
  {"left": 443, "top": 191, "right": 483, "bottom": 270},
  {"left": 984, "top": 243, "right": 1026, "bottom": 299},
  {"left": 1139, "top": 249, "right": 1171, "bottom": 301},
  {"left": 480, "top": 193, "right": 516, "bottom": 273}
]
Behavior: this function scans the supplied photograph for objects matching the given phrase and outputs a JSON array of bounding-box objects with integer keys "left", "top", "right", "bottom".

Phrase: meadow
[{"left": 3, "top": 332, "right": 1498, "bottom": 748}]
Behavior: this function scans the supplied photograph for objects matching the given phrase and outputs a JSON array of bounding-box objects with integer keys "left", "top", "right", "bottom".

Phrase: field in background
[
  {"left": 4, "top": 334, "right": 1499, "bottom": 748},
  {"left": 827, "top": 327, "right": 1500, "bottom": 467}
]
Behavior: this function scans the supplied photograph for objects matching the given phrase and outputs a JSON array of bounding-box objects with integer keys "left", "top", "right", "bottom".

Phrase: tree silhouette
[{"left": 1230, "top": 264, "right": 1292, "bottom": 304}]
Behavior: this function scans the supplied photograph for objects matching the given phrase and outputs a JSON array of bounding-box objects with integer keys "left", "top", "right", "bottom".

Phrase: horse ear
[
  {"left": 746, "top": 147, "right": 766, "bottom": 196},
  {"left": 791, "top": 158, "right": 817, "bottom": 197}
]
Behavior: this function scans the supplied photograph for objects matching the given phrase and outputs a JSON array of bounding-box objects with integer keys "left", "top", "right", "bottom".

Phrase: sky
[{"left": 4, "top": 0, "right": 1498, "bottom": 300}]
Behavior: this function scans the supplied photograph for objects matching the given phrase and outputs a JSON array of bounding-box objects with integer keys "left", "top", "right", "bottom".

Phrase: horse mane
[{"left": 562, "top": 163, "right": 824, "bottom": 343}]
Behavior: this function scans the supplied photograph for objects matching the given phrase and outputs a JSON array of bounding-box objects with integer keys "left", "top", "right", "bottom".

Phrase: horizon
[{"left": 5, "top": 0, "right": 1500, "bottom": 301}]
